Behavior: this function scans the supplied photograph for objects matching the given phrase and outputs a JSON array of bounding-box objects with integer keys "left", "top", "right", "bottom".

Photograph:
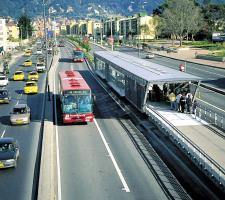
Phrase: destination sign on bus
[{"left": 64, "top": 90, "right": 90, "bottom": 95}]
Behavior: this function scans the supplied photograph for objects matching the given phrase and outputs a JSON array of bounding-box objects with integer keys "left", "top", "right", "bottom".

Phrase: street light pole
[
  {"left": 111, "top": 17, "right": 113, "bottom": 51},
  {"left": 43, "top": 0, "right": 50, "bottom": 101}
]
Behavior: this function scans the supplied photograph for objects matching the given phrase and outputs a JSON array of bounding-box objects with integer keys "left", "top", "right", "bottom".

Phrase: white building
[{"left": 0, "top": 18, "right": 8, "bottom": 53}]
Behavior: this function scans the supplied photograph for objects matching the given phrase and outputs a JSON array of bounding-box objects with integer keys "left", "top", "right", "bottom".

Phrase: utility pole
[
  {"left": 111, "top": 17, "right": 113, "bottom": 51},
  {"left": 20, "top": 26, "right": 23, "bottom": 47},
  {"left": 100, "top": 20, "right": 103, "bottom": 46}
]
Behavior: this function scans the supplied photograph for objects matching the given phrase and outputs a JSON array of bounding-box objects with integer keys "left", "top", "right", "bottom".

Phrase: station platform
[{"left": 148, "top": 101, "right": 225, "bottom": 168}]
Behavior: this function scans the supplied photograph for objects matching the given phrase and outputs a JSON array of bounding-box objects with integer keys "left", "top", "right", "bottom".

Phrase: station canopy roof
[{"left": 94, "top": 51, "right": 202, "bottom": 83}]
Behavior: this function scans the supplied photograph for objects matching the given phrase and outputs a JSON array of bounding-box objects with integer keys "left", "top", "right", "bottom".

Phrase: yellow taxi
[
  {"left": 23, "top": 59, "right": 32, "bottom": 67},
  {"left": 28, "top": 71, "right": 39, "bottom": 81},
  {"left": 13, "top": 71, "right": 25, "bottom": 81},
  {"left": 26, "top": 48, "right": 32, "bottom": 53},
  {"left": 24, "top": 51, "right": 31, "bottom": 57},
  {"left": 24, "top": 81, "right": 38, "bottom": 94}
]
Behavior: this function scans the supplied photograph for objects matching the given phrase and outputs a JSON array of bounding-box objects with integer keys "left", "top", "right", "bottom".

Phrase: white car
[
  {"left": 36, "top": 62, "right": 46, "bottom": 72},
  {"left": 36, "top": 49, "right": 42, "bottom": 55},
  {"left": 0, "top": 75, "right": 8, "bottom": 86},
  {"left": 145, "top": 53, "right": 155, "bottom": 59}
]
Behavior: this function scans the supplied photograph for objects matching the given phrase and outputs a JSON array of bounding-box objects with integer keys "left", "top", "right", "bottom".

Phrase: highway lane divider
[
  {"left": 36, "top": 52, "right": 58, "bottom": 200},
  {"left": 30, "top": 52, "right": 55, "bottom": 200}
]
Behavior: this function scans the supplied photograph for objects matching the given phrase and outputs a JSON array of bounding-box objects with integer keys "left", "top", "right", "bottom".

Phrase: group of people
[{"left": 168, "top": 91, "right": 197, "bottom": 114}]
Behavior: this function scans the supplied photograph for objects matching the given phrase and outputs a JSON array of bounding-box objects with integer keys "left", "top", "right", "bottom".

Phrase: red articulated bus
[
  {"left": 73, "top": 48, "right": 85, "bottom": 62},
  {"left": 59, "top": 70, "right": 94, "bottom": 123}
]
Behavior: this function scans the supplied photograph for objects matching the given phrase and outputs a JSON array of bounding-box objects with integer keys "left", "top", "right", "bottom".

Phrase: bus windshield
[
  {"left": 73, "top": 51, "right": 84, "bottom": 58},
  {"left": 62, "top": 94, "right": 92, "bottom": 114}
]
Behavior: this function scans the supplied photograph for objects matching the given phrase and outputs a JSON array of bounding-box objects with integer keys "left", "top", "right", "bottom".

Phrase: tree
[
  {"left": 186, "top": 4, "right": 203, "bottom": 41},
  {"left": 17, "top": 14, "right": 33, "bottom": 40},
  {"left": 140, "top": 24, "right": 149, "bottom": 41},
  {"left": 152, "top": 15, "right": 163, "bottom": 40},
  {"left": 202, "top": 4, "right": 225, "bottom": 38},
  {"left": 160, "top": 0, "right": 202, "bottom": 46}
]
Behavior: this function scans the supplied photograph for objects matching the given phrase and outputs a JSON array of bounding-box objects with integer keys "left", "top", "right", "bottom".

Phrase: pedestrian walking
[
  {"left": 168, "top": 91, "right": 176, "bottom": 110},
  {"left": 180, "top": 93, "right": 186, "bottom": 113},
  {"left": 186, "top": 94, "right": 192, "bottom": 113},
  {"left": 175, "top": 93, "right": 182, "bottom": 111}
]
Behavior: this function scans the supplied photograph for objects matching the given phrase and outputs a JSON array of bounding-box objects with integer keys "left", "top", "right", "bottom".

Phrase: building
[
  {"left": 0, "top": 18, "right": 8, "bottom": 52},
  {"left": 103, "top": 13, "right": 156, "bottom": 40},
  {"left": 6, "top": 21, "right": 19, "bottom": 40},
  {"left": 119, "top": 13, "right": 155, "bottom": 40}
]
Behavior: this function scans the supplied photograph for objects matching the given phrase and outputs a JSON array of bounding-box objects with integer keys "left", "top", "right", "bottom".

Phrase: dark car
[
  {"left": 0, "top": 89, "right": 10, "bottom": 104},
  {"left": 0, "top": 138, "right": 20, "bottom": 168}
]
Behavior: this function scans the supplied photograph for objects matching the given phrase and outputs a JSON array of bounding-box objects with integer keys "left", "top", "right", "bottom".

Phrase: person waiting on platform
[
  {"left": 180, "top": 93, "right": 187, "bottom": 113},
  {"left": 175, "top": 93, "right": 182, "bottom": 111},
  {"left": 186, "top": 94, "right": 192, "bottom": 113},
  {"left": 168, "top": 91, "right": 176, "bottom": 110}
]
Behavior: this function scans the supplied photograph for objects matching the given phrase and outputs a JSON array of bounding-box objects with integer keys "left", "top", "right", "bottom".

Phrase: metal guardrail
[
  {"left": 194, "top": 100, "right": 225, "bottom": 133},
  {"left": 145, "top": 105, "right": 225, "bottom": 192}
]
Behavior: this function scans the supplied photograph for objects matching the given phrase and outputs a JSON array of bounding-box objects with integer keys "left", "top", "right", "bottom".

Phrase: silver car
[
  {"left": 145, "top": 53, "right": 155, "bottom": 59},
  {"left": 10, "top": 104, "right": 31, "bottom": 125},
  {"left": 0, "top": 138, "right": 20, "bottom": 168}
]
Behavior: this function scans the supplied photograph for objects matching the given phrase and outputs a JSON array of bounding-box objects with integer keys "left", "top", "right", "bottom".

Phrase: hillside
[{"left": 0, "top": 0, "right": 224, "bottom": 19}]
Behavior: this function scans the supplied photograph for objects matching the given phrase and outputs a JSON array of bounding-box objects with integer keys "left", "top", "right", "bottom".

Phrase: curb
[{"left": 37, "top": 54, "right": 59, "bottom": 200}]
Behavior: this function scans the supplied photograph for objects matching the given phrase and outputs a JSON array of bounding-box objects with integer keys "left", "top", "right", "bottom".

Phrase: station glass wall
[
  {"left": 95, "top": 58, "right": 106, "bottom": 78},
  {"left": 108, "top": 65, "right": 125, "bottom": 90}
]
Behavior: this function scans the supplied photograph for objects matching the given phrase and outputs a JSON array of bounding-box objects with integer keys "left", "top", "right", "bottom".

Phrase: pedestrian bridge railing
[{"left": 144, "top": 105, "right": 225, "bottom": 192}]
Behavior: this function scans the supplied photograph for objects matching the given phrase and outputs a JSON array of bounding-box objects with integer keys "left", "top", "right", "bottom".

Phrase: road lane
[
  {"left": 0, "top": 48, "right": 47, "bottom": 200},
  {"left": 54, "top": 43, "right": 170, "bottom": 200}
]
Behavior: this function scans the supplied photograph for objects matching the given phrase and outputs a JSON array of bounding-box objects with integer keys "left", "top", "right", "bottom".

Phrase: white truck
[{"left": 36, "top": 62, "right": 46, "bottom": 72}]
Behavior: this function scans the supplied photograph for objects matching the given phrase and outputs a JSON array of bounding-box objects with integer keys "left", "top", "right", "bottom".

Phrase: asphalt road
[
  {"left": 54, "top": 43, "right": 170, "bottom": 200},
  {"left": 0, "top": 48, "right": 47, "bottom": 200}
]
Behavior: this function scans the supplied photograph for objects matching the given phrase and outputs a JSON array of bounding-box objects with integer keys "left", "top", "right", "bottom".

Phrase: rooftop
[{"left": 94, "top": 51, "right": 202, "bottom": 83}]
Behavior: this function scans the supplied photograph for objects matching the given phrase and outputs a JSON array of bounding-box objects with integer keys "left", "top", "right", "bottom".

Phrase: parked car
[
  {"left": 10, "top": 104, "right": 31, "bottom": 125},
  {"left": 0, "top": 137, "right": 20, "bottom": 168},
  {"left": 0, "top": 89, "right": 10, "bottom": 104},
  {"left": 0, "top": 75, "right": 8, "bottom": 86}
]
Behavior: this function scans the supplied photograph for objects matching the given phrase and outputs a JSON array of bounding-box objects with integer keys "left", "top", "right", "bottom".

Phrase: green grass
[{"left": 210, "top": 51, "right": 225, "bottom": 57}]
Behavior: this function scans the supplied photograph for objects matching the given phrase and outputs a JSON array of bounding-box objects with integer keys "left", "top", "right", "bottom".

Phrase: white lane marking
[
  {"left": 94, "top": 118, "right": 130, "bottom": 192},
  {"left": 1, "top": 130, "right": 6, "bottom": 138},
  {"left": 54, "top": 61, "right": 62, "bottom": 200}
]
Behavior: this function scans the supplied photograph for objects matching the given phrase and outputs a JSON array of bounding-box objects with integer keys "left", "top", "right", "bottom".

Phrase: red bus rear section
[{"left": 59, "top": 70, "right": 94, "bottom": 123}]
